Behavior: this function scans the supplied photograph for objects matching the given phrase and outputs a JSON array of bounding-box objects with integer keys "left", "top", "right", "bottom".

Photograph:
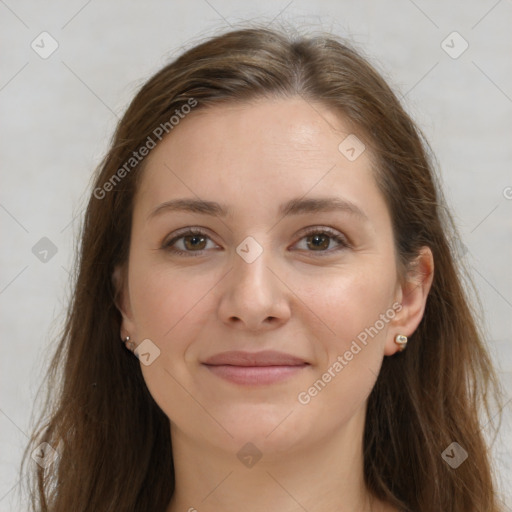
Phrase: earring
[
  {"left": 394, "top": 334, "right": 408, "bottom": 352},
  {"left": 123, "top": 336, "right": 135, "bottom": 352}
]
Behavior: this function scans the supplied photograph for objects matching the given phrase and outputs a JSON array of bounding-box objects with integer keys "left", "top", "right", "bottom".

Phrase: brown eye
[
  {"left": 294, "top": 227, "right": 350, "bottom": 255},
  {"left": 306, "top": 233, "right": 330, "bottom": 251},
  {"left": 162, "top": 226, "right": 349, "bottom": 257},
  {"left": 182, "top": 234, "right": 207, "bottom": 251},
  {"left": 162, "top": 229, "right": 217, "bottom": 256}
]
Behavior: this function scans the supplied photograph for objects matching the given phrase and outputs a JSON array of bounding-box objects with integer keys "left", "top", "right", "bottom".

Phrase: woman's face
[{"left": 117, "top": 96, "right": 421, "bottom": 457}]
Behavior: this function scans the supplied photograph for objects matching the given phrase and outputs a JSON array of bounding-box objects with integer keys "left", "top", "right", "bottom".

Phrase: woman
[{"left": 22, "top": 24, "right": 505, "bottom": 511}]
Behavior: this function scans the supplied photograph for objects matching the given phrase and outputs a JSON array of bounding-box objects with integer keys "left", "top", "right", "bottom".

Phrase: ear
[
  {"left": 112, "top": 265, "right": 136, "bottom": 340},
  {"left": 384, "top": 246, "right": 434, "bottom": 356}
]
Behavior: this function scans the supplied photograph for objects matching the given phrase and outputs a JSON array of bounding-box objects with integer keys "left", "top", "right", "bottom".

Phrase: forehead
[{"left": 134, "top": 96, "right": 388, "bottom": 226}]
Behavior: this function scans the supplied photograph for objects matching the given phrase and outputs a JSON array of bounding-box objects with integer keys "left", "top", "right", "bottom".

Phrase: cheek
[
  {"left": 128, "top": 257, "right": 220, "bottom": 345},
  {"left": 293, "top": 271, "right": 394, "bottom": 417},
  {"left": 307, "top": 262, "right": 396, "bottom": 342},
  {"left": 128, "top": 264, "right": 216, "bottom": 420}
]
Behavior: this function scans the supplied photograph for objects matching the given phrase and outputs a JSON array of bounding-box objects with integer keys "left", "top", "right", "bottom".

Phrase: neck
[{"left": 166, "top": 405, "right": 391, "bottom": 512}]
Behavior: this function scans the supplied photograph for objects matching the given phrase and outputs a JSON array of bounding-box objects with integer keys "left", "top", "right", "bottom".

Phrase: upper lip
[{"left": 203, "top": 350, "right": 308, "bottom": 366}]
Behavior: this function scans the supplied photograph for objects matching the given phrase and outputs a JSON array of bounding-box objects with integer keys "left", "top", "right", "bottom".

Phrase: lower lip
[{"left": 203, "top": 364, "right": 308, "bottom": 385}]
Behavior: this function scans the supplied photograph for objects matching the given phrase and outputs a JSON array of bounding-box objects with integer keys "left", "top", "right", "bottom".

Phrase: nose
[{"left": 217, "top": 242, "right": 291, "bottom": 331}]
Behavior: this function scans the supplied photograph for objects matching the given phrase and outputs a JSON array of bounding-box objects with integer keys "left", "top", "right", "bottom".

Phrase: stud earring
[
  {"left": 122, "top": 336, "right": 135, "bottom": 352},
  {"left": 394, "top": 334, "right": 408, "bottom": 352}
]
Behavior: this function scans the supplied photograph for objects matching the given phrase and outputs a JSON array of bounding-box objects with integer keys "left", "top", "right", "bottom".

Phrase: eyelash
[{"left": 161, "top": 226, "right": 350, "bottom": 257}]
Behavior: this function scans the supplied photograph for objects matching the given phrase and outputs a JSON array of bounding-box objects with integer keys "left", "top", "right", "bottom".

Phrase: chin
[{"left": 218, "top": 409, "right": 310, "bottom": 451}]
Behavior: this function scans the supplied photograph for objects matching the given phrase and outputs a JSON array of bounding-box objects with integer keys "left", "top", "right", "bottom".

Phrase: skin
[{"left": 115, "top": 96, "right": 434, "bottom": 512}]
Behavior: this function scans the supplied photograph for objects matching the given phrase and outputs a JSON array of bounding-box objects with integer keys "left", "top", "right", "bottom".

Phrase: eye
[
  {"left": 161, "top": 228, "right": 218, "bottom": 257},
  {"left": 292, "top": 227, "right": 350, "bottom": 255},
  {"left": 161, "top": 226, "right": 350, "bottom": 257}
]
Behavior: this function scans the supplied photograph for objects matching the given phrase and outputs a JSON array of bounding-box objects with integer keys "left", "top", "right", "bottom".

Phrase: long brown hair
[{"left": 21, "top": 23, "right": 505, "bottom": 511}]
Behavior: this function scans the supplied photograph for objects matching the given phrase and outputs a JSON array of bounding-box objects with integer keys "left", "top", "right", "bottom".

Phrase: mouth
[
  {"left": 201, "top": 350, "right": 310, "bottom": 386},
  {"left": 202, "top": 363, "right": 309, "bottom": 385}
]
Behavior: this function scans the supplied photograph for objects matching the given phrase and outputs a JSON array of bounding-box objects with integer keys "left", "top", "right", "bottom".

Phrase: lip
[
  {"left": 202, "top": 350, "right": 310, "bottom": 386},
  {"left": 203, "top": 350, "right": 308, "bottom": 366}
]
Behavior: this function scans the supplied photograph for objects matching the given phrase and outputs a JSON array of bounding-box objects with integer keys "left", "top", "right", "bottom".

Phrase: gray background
[{"left": 1, "top": 0, "right": 511, "bottom": 510}]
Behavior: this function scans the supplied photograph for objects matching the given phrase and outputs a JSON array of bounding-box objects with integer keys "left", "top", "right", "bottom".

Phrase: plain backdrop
[{"left": 1, "top": 1, "right": 511, "bottom": 510}]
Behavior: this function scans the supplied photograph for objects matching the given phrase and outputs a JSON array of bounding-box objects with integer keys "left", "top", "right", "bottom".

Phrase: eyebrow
[{"left": 147, "top": 196, "right": 369, "bottom": 223}]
